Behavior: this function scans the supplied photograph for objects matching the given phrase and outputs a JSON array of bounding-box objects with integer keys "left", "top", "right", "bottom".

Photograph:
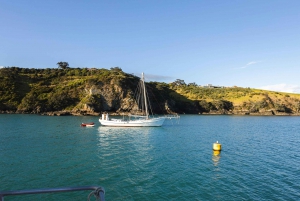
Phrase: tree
[
  {"left": 110, "top": 67, "right": 123, "bottom": 72},
  {"left": 57, "top": 61, "right": 69, "bottom": 69},
  {"left": 172, "top": 79, "right": 186, "bottom": 86},
  {"left": 213, "top": 100, "right": 233, "bottom": 111},
  {"left": 198, "top": 100, "right": 215, "bottom": 113},
  {"left": 188, "top": 82, "right": 197, "bottom": 87}
]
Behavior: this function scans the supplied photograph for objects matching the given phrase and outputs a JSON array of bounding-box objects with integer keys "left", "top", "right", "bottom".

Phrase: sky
[{"left": 1, "top": 0, "right": 300, "bottom": 93}]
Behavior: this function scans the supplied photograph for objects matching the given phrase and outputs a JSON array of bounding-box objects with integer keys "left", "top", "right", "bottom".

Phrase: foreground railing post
[{"left": 0, "top": 186, "right": 105, "bottom": 201}]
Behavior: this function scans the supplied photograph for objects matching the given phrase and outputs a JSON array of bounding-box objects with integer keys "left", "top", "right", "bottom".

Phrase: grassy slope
[
  {"left": 171, "top": 85, "right": 300, "bottom": 113},
  {"left": 174, "top": 86, "right": 300, "bottom": 103},
  {"left": 1, "top": 67, "right": 300, "bottom": 114}
]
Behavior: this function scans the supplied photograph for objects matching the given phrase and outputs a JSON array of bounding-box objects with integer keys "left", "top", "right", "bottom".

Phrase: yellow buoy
[
  {"left": 213, "top": 141, "right": 222, "bottom": 151},
  {"left": 213, "top": 150, "right": 221, "bottom": 156}
]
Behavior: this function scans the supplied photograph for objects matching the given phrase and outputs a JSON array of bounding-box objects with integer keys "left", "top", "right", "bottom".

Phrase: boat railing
[
  {"left": 0, "top": 186, "right": 105, "bottom": 201},
  {"left": 111, "top": 118, "right": 123, "bottom": 122},
  {"left": 128, "top": 115, "right": 147, "bottom": 118}
]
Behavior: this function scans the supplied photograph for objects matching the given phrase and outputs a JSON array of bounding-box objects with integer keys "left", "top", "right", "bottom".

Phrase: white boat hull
[{"left": 99, "top": 117, "right": 165, "bottom": 127}]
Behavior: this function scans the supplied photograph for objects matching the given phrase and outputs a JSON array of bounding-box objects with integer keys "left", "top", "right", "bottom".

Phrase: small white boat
[{"left": 99, "top": 73, "right": 177, "bottom": 127}]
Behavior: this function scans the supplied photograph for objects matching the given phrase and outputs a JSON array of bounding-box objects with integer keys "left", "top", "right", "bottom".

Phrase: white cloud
[
  {"left": 0, "top": 66, "right": 4, "bottom": 68},
  {"left": 235, "top": 60, "right": 262, "bottom": 69},
  {"left": 246, "top": 61, "right": 261, "bottom": 66},
  {"left": 259, "top": 83, "right": 300, "bottom": 93}
]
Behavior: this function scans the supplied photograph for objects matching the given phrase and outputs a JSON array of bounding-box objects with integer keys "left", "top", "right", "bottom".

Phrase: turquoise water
[{"left": 0, "top": 114, "right": 299, "bottom": 200}]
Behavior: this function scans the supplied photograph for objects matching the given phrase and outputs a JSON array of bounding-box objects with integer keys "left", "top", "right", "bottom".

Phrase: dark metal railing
[{"left": 0, "top": 186, "right": 105, "bottom": 201}]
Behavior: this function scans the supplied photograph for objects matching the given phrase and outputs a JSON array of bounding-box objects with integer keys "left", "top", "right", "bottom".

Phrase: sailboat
[{"left": 99, "top": 73, "right": 168, "bottom": 127}]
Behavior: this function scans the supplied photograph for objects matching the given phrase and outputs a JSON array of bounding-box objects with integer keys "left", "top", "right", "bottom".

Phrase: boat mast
[{"left": 141, "top": 72, "right": 149, "bottom": 119}]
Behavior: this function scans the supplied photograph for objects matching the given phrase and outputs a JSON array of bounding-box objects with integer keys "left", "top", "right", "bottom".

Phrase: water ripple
[{"left": 1, "top": 115, "right": 300, "bottom": 200}]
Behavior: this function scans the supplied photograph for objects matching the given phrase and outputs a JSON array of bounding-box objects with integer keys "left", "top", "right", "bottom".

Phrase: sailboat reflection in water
[{"left": 99, "top": 73, "right": 179, "bottom": 127}]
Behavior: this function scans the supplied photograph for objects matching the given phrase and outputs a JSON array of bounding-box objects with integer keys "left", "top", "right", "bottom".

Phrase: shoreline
[{"left": 1, "top": 110, "right": 299, "bottom": 116}]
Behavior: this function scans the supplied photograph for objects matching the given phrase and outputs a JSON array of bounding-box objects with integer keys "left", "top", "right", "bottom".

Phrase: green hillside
[
  {"left": 0, "top": 67, "right": 300, "bottom": 115},
  {"left": 170, "top": 84, "right": 300, "bottom": 114}
]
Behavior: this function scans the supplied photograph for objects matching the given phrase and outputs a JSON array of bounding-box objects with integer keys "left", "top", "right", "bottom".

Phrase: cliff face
[
  {"left": 1, "top": 67, "right": 300, "bottom": 116},
  {"left": 72, "top": 80, "right": 137, "bottom": 115}
]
